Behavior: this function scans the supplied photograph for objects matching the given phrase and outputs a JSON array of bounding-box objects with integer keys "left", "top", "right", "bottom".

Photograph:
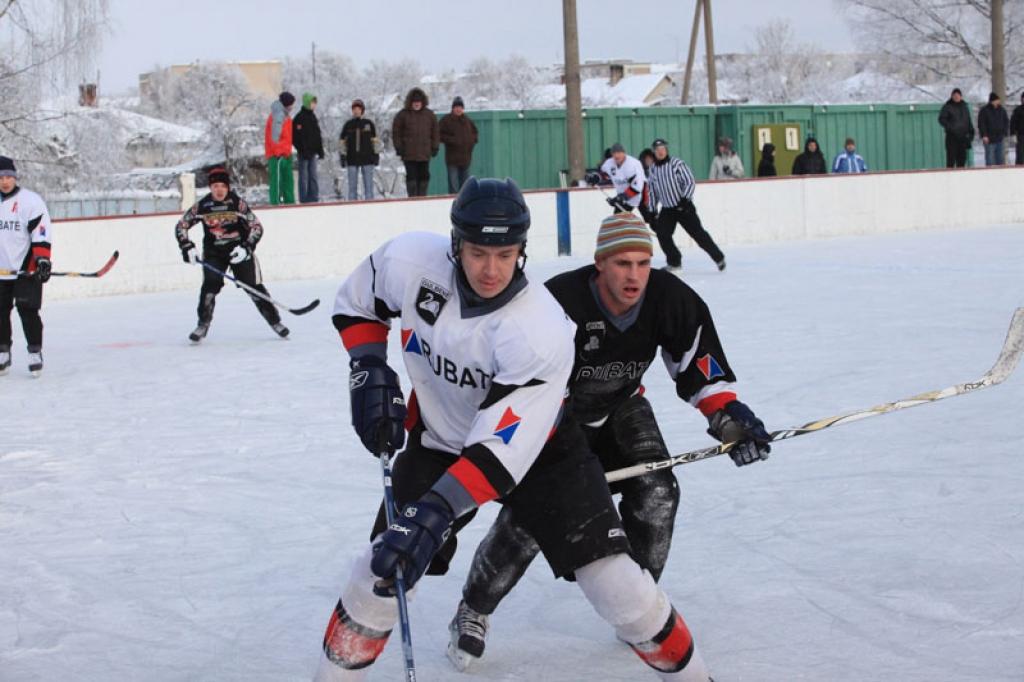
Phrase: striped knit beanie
[{"left": 595, "top": 213, "right": 653, "bottom": 260}]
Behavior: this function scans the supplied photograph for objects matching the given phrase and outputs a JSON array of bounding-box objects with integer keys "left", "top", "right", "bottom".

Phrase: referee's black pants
[{"left": 654, "top": 199, "right": 724, "bottom": 267}]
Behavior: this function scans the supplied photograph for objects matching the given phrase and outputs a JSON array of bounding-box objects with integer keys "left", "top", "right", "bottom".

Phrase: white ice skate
[
  {"left": 0, "top": 349, "right": 10, "bottom": 375},
  {"left": 447, "top": 600, "right": 489, "bottom": 672},
  {"left": 27, "top": 351, "right": 42, "bottom": 377}
]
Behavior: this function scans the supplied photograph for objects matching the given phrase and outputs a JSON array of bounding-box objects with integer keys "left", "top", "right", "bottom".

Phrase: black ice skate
[
  {"left": 189, "top": 323, "right": 210, "bottom": 343},
  {"left": 447, "top": 600, "right": 489, "bottom": 672},
  {"left": 270, "top": 322, "right": 289, "bottom": 338},
  {"left": 716, "top": 258, "right": 726, "bottom": 272},
  {"left": 27, "top": 350, "right": 43, "bottom": 377},
  {"left": 0, "top": 348, "right": 10, "bottom": 375}
]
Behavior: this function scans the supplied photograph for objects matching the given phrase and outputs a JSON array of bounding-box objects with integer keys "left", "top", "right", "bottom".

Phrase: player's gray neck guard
[{"left": 454, "top": 265, "right": 528, "bottom": 319}]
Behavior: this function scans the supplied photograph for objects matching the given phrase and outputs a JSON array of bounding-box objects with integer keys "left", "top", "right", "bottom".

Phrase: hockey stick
[
  {"left": 196, "top": 259, "right": 319, "bottom": 316},
  {"left": 378, "top": 438, "right": 418, "bottom": 682},
  {"left": 0, "top": 250, "right": 119, "bottom": 278},
  {"left": 606, "top": 308, "right": 1024, "bottom": 484}
]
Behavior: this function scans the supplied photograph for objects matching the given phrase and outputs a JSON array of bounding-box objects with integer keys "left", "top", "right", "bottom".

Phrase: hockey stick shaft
[
  {"left": 378, "top": 445, "right": 417, "bottom": 682},
  {"left": 196, "top": 259, "right": 319, "bottom": 316},
  {"left": 606, "top": 308, "right": 1024, "bottom": 483},
  {"left": 0, "top": 250, "right": 119, "bottom": 278}
]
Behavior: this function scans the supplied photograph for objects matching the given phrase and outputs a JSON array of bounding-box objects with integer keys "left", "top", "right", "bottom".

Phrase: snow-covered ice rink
[{"left": 2, "top": 225, "right": 1023, "bottom": 681}]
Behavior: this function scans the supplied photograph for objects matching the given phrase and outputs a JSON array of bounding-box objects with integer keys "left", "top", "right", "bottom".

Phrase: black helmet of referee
[{"left": 450, "top": 177, "right": 530, "bottom": 253}]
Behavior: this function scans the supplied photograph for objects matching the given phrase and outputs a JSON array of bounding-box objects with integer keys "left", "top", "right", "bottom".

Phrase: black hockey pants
[
  {"left": 0, "top": 277, "right": 43, "bottom": 351},
  {"left": 198, "top": 250, "right": 281, "bottom": 326},
  {"left": 462, "top": 395, "right": 680, "bottom": 615},
  {"left": 655, "top": 200, "right": 725, "bottom": 268}
]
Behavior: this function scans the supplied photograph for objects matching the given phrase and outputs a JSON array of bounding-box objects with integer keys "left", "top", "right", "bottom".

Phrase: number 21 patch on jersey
[{"left": 416, "top": 278, "right": 451, "bottom": 325}]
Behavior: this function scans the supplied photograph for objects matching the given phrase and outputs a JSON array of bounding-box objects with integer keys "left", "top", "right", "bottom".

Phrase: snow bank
[{"left": 44, "top": 167, "right": 1024, "bottom": 301}]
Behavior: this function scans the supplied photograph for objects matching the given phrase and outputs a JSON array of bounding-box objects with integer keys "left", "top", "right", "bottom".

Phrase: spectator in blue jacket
[{"left": 832, "top": 138, "right": 868, "bottom": 173}]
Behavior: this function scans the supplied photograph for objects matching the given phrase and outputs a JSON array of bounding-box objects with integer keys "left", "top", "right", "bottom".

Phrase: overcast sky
[{"left": 99, "top": 0, "right": 854, "bottom": 92}]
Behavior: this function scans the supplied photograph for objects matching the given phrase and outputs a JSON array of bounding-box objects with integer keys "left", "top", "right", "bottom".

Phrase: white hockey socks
[{"left": 575, "top": 553, "right": 710, "bottom": 681}]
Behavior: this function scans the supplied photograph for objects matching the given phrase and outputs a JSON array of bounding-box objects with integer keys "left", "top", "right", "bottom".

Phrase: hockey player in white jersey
[
  {"left": 0, "top": 156, "right": 52, "bottom": 376},
  {"left": 313, "top": 178, "right": 713, "bottom": 681},
  {"left": 594, "top": 142, "right": 648, "bottom": 213}
]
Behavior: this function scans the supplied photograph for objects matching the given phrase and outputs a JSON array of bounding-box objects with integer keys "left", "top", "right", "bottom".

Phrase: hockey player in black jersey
[
  {"left": 174, "top": 167, "right": 287, "bottom": 342},
  {"left": 447, "top": 212, "right": 771, "bottom": 670},
  {"left": 314, "top": 181, "right": 716, "bottom": 681}
]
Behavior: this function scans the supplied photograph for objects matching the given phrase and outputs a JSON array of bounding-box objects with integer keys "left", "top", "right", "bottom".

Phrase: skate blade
[
  {"left": 29, "top": 370, "right": 42, "bottom": 378},
  {"left": 446, "top": 641, "right": 480, "bottom": 672}
]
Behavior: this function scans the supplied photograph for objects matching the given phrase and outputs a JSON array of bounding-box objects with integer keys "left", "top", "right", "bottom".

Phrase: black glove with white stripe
[{"left": 708, "top": 400, "right": 771, "bottom": 467}]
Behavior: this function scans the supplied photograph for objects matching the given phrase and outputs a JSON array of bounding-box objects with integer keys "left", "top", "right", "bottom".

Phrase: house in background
[{"left": 139, "top": 60, "right": 283, "bottom": 102}]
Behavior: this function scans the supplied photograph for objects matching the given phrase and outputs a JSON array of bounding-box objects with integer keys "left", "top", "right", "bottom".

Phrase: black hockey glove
[
  {"left": 708, "top": 400, "right": 771, "bottom": 467},
  {"left": 34, "top": 257, "right": 51, "bottom": 283},
  {"left": 584, "top": 171, "right": 602, "bottom": 186},
  {"left": 180, "top": 242, "right": 200, "bottom": 264},
  {"left": 606, "top": 194, "right": 632, "bottom": 213},
  {"left": 349, "top": 355, "right": 407, "bottom": 455},
  {"left": 371, "top": 491, "right": 454, "bottom": 592}
]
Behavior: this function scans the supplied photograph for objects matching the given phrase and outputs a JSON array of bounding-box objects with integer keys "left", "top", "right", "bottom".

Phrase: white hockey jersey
[
  {"left": 333, "top": 232, "right": 576, "bottom": 514},
  {"left": 0, "top": 188, "right": 52, "bottom": 280},
  {"left": 600, "top": 155, "right": 647, "bottom": 209}
]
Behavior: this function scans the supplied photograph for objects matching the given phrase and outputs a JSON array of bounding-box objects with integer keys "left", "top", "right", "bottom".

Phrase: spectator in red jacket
[{"left": 264, "top": 91, "right": 295, "bottom": 205}]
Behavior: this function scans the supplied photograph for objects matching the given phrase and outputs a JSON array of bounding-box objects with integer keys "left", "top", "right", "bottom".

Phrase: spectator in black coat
[
  {"left": 1010, "top": 92, "right": 1024, "bottom": 166},
  {"left": 791, "top": 137, "right": 827, "bottom": 175},
  {"left": 339, "top": 99, "right": 380, "bottom": 201},
  {"left": 757, "top": 143, "right": 777, "bottom": 177},
  {"left": 292, "top": 93, "right": 324, "bottom": 203},
  {"left": 978, "top": 91, "right": 1010, "bottom": 166},
  {"left": 938, "top": 88, "right": 974, "bottom": 168}
]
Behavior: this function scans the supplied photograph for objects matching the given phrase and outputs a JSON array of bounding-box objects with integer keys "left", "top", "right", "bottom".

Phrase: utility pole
[
  {"left": 991, "top": 0, "right": 1006, "bottom": 101},
  {"left": 703, "top": 0, "right": 718, "bottom": 104},
  {"left": 563, "top": 0, "right": 585, "bottom": 185},
  {"left": 681, "top": 0, "right": 702, "bottom": 104}
]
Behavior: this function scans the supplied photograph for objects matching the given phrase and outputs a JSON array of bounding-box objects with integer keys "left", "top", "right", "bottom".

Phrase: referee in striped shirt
[{"left": 647, "top": 138, "right": 726, "bottom": 272}]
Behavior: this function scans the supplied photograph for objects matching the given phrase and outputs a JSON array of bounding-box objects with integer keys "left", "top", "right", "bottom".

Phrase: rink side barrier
[{"left": 45, "top": 166, "right": 1024, "bottom": 301}]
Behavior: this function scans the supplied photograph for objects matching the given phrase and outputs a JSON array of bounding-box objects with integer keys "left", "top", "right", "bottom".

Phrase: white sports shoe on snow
[
  {"left": 27, "top": 351, "right": 43, "bottom": 377},
  {"left": 447, "top": 600, "right": 489, "bottom": 672},
  {"left": 0, "top": 349, "right": 10, "bottom": 375}
]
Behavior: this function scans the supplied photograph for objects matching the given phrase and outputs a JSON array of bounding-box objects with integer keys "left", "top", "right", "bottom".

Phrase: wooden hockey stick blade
[
  {"left": 288, "top": 299, "right": 320, "bottom": 315},
  {"left": 606, "top": 308, "right": 1024, "bottom": 483},
  {"left": 52, "top": 251, "right": 120, "bottom": 278}
]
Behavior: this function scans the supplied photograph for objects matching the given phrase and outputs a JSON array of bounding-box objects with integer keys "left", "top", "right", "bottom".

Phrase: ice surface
[{"left": 2, "top": 226, "right": 1023, "bottom": 681}]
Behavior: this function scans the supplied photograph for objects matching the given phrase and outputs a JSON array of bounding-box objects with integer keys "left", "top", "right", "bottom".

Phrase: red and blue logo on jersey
[
  {"left": 493, "top": 407, "right": 522, "bottom": 445},
  {"left": 696, "top": 354, "right": 725, "bottom": 380},
  {"left": 401, "top": 328, "right": 422, "bottom": 356}
]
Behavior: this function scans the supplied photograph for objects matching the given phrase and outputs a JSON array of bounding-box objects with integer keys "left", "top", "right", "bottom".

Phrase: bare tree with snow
[{"left": 836, "top": 0, "right": 1024, "bottom": 99}]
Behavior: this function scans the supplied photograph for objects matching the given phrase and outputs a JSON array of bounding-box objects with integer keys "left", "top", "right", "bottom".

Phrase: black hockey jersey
[
  {"left": 546, "top": 265, "right": 738, "bottom": 425},
  {"left": 174, "top": 191, "right": 264, "bottom": 252}
]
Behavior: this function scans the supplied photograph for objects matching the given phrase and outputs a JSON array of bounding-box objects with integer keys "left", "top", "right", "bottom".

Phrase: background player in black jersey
[
  {"left": 447, "top": 213, "right": 771, "bottom": 670},
  {"left": 174, "top": 167, "right": 287, "bottom": 342}
]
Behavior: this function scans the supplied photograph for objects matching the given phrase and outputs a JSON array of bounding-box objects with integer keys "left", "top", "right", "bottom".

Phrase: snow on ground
[{"left": 1, "top": 226, "right": 1023, "bottom": 681}]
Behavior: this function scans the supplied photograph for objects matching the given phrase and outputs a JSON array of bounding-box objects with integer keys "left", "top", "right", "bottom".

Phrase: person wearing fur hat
[
  {"left": 174, "top": 167, "right": 288, "bottom": 343},
  {"left": 292, "top": 93, "right": 324, "bottom": 203},
  {"left": 938, "top": 88, "right": 974, "bottom": 168},
  {"left": 978, "top": 91, "right": 1010, "bottom": 166},
  {"left": 0, "top": 156, "right": 52, "bottom": 376},
  {"left": 447, "top": 212, "right": 770, "bottom": 671},
  {"left": 265, "top": 91, "right": 296, "bottom": 204},
  {"left": 439, "top": 96, "right": 479, "bottom": 194},
  {"left": 708, "top": 137, "right": 744, "bottom": 180},
  {"left": 391, "top": 87, "right": 439, "bottom": 197}
]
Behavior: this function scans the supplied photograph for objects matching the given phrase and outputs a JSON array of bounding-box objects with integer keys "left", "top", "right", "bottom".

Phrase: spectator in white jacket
[{"left": 708, "top": 137, "right": 745, "bottom": 180}]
